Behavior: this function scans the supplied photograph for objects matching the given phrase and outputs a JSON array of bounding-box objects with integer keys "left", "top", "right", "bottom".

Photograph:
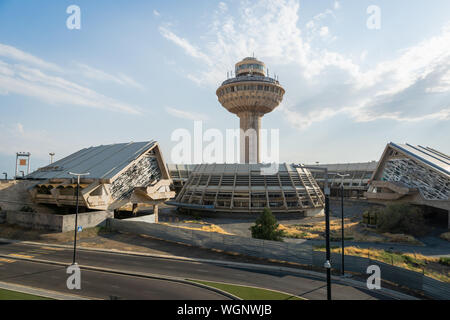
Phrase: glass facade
[
  {"left": 236, "top": 63, "right": 264, "bottom": 72},
  {"left": 217, "top": 84, "right": 282, "bottom": 97}
]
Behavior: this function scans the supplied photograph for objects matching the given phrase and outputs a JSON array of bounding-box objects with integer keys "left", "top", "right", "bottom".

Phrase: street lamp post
[
  {"left": 293, "top": 164, "right": 331, "bottom": 300},
  {"left": 49, "top": 153, "right": 55, "bottom": 164},
  {"left": 336, "top": 173, "right": 350, "bottom": 276},
  {"left": 69, "top": 172, "right": 89, "bottom": 265}
]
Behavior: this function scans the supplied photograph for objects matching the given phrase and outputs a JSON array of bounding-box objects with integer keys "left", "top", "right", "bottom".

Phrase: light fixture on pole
[
  {"left": 336, "top": 173, "right": 350, "bottom": 276},
  {"left": 68, "top": 172, "right": 90, "bottom": 265},
  {"left": 293, "top": 164, "right": 331, "bottom": 300},
  {"left": 49, "top": 152, "right": 55, "bottom": 164}
]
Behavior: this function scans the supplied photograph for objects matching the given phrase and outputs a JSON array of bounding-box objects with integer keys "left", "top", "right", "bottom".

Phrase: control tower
[{"left": 216, "top": 57, "right": 285, "bottom": 163}]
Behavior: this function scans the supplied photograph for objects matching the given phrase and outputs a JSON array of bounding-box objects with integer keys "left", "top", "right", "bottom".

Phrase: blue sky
[{"left": 0, "top": 0, "right": 449, "bottom": 177}]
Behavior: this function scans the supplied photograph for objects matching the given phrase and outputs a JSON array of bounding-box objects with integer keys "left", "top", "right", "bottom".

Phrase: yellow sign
[{"left": 19, "top": 159, "right": 27, "bottom": 166}]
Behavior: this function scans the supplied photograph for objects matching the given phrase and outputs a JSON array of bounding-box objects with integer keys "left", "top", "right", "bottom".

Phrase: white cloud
[
  {"left": 159, "top": 0, "right": 450, "bottom": 129},
  {"left": 75, "top": 63, "right": 144, "bottom": 90},
  {"left": 0, "top": 43, "right": 62, "bottom": 72},
  {"left": 165, "top": 107, "right": 209, "bottom": 121},
  {"left": 159, "top": 26, "right": 212, "bottom": 66},
  {"left": 153, "top": 9, "right": 160, "bottom": 17},
  {"left": 0, "top": 43, "right": 141, "bottom": 114},
  {"left": 218, "top": 2, "right": 228, "bottom": 13},
  {"left": 319, "top": 26, "right": 329, "bottom": 37}
]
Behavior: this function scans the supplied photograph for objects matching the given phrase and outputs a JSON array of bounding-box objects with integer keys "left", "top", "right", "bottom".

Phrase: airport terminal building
[{"left": 169, "top": 163, "right": 325, "bottom": 216}]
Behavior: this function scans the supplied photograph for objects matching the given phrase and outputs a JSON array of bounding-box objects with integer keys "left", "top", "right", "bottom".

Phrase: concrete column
[
  {"left": 238, "top": 112, "right": 262, "bottom": 164},
  {"left": 153, "top": 205, "right": 159, "bottom": 223},
  {"left": 15, "top": 154, "right": 18, "bottom": 179}
]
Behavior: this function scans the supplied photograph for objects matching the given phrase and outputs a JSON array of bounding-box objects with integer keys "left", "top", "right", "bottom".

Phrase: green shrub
[
  {"left": 20, "top": 206, "right": 36, "bottom": 213},
  {"left": 439, "top": 257, "right": 450, "bottom": 266},
  {"left": 250, "top": 208, "right": 284, "bottom": 241},
  {"left": 362, "top": 207, "right": 383, "bottom": 226},
  {"left": 376, "top": 203, "right": 427, "bottom": 237}
]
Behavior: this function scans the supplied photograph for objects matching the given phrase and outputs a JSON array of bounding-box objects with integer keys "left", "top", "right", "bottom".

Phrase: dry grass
[
  {"left": 315, "top": 245, "right": 449, "bottom": 283},
  {"left": 159, "top": 222, "right": 233, "bottom": 235},
  {"left": 280, "top": 216, "right": 422, "bottom": 245},
  {"left": 277, "top": 224, "right": 319, "bottom": 239},
  {"left": 440, "top": 232, "right": 450, "bottom": 242},
  {"left": 381, "top": 233, "right": 422, "bottom": 245}
]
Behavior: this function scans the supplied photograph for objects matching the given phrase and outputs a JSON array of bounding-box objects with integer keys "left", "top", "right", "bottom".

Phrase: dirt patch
[
  {"left": 0, "top": 223, "right": 108, "bottom": 243},
  {"left": 440, "top": 232, "right": 450, "bottom": 242}
]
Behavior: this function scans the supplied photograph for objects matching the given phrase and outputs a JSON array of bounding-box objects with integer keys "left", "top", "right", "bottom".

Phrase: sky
[{"left": 0, "top": 0, "right": 449, "bottom": 177}]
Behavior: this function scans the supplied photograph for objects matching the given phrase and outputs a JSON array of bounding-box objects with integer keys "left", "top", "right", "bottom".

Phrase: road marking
[
  {"left": 41, "top": 246, "right": 64, "bottom": 251},
  {"left": 0, "top": 258, "right": 16, "bottom": 263},
  {"left": 8, "top": 253, "right": 34, "bottom": 259},
  {"left": 28, "top": 250, "right": 50, "bottom": 255}
]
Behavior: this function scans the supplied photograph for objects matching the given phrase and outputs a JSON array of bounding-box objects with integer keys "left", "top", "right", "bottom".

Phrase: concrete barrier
[{"left": 3, "top": 210, "right": 113, "bottom": 232}]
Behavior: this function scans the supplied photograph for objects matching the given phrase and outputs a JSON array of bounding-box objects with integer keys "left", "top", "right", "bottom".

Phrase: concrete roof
[
  {"left": 26, "top": 141, "right": 156, "bottom": 180},
  {"left": 307, "top": 162, "right": 378, "bottom": 172},
  {"left": 187, "top": 163, "right": 306, "bottom": 174},
  {"left": 390, "top": 143, "right": 449, "bottom": 175}
]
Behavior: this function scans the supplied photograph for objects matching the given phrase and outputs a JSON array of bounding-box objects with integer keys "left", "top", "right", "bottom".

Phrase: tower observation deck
[{"left": 216, "top": 57, "right": 285, "bottom": 163}]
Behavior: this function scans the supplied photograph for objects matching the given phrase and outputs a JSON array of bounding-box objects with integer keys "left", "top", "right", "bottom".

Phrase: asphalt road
[{"left": 0, "top": 241, "right": 395, "bottom": 300}]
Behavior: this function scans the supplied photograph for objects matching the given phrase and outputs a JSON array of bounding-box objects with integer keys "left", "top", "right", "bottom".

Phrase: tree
[
  {"left": 376, "top": 203, "right": 427, "bottom": 237},
  {"left": 250, "top": 208, "right": 284, "bottom": 241}
]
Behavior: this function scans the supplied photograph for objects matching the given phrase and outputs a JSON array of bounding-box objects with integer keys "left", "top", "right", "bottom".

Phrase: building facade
[
  {"left": 26, "top": 141, "right": 175, "bottom": 213},
  {"left": 170, "top": 163, "right": 324, "bottom": 216},
  {"left": 308, "top": 162, "right": 378, "bottom": 198},
  {"left": 365, "top": 143, "right": 449, "bottom": 227}
]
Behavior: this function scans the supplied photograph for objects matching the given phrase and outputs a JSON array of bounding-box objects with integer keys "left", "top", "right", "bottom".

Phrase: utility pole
[
  {"left": 336, "top": 173, "right": 350, "bottom": 276},
  {"left": 69, "top": 172, "right": 89, "bottom": 265},
  {"left": 294, "top": 164, "right": 331, "bottom": 300}
]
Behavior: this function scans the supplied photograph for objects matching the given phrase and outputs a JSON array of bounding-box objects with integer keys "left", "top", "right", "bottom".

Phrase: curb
[
  {"left": 0, "top": 281, "right": 92, "bottom": 300},
  {"left": 0, "top": 238, "right": 418, "bottom": 300}
]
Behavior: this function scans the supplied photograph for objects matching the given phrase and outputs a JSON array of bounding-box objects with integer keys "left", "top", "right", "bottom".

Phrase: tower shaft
[{"left": 238, "top": 111, "right": 262, "bottom": 164}]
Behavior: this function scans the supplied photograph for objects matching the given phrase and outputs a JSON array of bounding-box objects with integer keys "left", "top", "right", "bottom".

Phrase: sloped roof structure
[
  {"left": 365, "top": 142, "right": 449, "bottom": 211},
  {"left": 27, "top": 141, "right": 158, "bottom": 181},
  {"left": 26, "top": 141, "right": 174, "bottom": 211}
]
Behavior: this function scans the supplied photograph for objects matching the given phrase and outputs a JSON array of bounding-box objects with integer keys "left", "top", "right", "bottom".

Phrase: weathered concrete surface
[
  {"left": 0, "top": 180, "right": 55, "bottom": 213},
  {"left": 4, "top": 210, "right": 113, "bottom": 232}
]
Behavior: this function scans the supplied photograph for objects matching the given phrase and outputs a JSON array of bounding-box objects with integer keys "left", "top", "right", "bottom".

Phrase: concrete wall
[
  {"left": 3, "top": 210, "right": 113, "bottom": 232},
  {"left": 0, "top": 211, "right": 5, "bottom": 224}
]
